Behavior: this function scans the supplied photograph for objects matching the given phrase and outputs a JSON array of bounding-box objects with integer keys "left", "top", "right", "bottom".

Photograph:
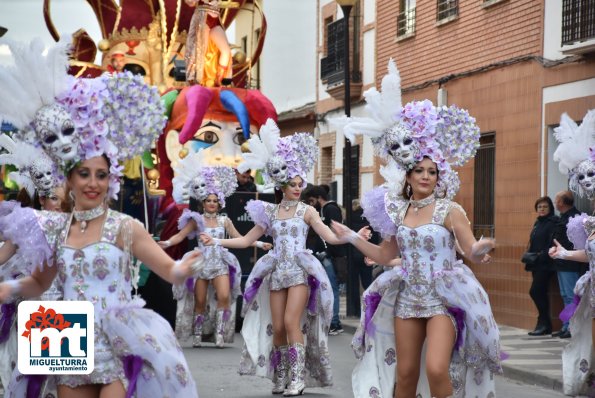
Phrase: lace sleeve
[
  {"left": 0, "top": 201, "right": 68, "bottom": 272},
  {"left": 177, "top": 209, "right": 204, "bottom": 239},
  {"left": 362, "top": 187, "right": 398, "bottom": 238},
  {"left": 245, "top": 200, "right": 273, "bottom": 236}
]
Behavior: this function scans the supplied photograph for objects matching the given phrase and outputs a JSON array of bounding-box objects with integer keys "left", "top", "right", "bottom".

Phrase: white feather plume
[
  {"left": 330, "top": 59, "right": 402, "bottom": 143},
  {"left": 0, "top": 36, "right": 71, "bottom": 129},
  {"left": 172, "top": 150, "right": 207, "bottom": 204},
  {"left": 237, "top": 118, "right": 279, "bottom": 173},
  {"left": 379, "top": 159, "right": 406, "bottom": 194},
  {"left": 553, "top": 110, "right": 595, "bottom": 174}
]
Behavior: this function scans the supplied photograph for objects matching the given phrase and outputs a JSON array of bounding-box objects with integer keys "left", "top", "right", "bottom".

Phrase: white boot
[
  {"left": 271, "top": 345, "right": 288, "bottom": 394},
  {"left": 214, "top": 308, "right": 229, "bottom": 348},
  {"left": 283, "top": 343, "right": 305, "bottom": 396},
  {"left": 192, "top": 313, "right": 204, "bottom": 347}
]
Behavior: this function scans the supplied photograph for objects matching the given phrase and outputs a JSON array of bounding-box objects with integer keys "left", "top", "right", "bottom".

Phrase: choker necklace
[
  {"left": 409, "top": 195, "right": 435, "bottom": 213},
  {"left": 280, "top": 200, "right": 299, "bottom": 211},
  {"left": 203, "top": 212, "right": 218, "bottom": 219},
  {"left": 73, "top": 205, "right": 106, "bottom": 233}
]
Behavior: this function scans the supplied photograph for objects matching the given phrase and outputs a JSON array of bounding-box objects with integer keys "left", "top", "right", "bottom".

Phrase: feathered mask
[
  {"left": 238, "top": 119, "right": 317, "bottom": 187},
  {"left": 0, "top": 38, "right": 166, "bottom": 199},
  {"left": 172, "top": 151, "right": 238, "bottom": 207},
  {"left": 332, "top": 59, "right": 480, "bottom": 199},
  {"left": 553, "top": 110, "right": 595, "bottom": 199},
  {"left": 0, "top": 135, "right": 59, "bottom": 198}
]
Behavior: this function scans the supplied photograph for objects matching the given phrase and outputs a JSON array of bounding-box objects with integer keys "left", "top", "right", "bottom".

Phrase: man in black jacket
[
  {"left": 553, "top": 190, "right": 586, "bottom": 338},
  {"left": 304, "top": 185, "right": 346, "bottom": 335}
]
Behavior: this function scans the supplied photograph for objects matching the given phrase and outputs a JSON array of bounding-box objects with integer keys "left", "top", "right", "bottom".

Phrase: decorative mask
[
  {"left": 575, "top": 159, "right": 595, "bottom": 196},
  {"left": 189, "top": 175, "right": 209, "bottom": 201},
  {"left": 32, "top": 104, "right": 79, "bottom": 163},
  {"left": 383, "top": 123, "right": 419, "bottom": 168},
  {"left": 265, "top": 155, "right": 288, "bottom": 184},
  {"left": 28, "top": 155, "right": 58, "bottom": 196}
]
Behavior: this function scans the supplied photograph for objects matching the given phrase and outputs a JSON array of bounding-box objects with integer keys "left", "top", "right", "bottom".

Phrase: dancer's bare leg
[
  {"left": 394, "top": 317, "right": 426, "bottom": 398},
  {"left": 425, "top": 315, "right": 455, "bottom": 398}
]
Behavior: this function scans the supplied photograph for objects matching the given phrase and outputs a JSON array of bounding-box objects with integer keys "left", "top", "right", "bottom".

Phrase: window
[
  {"left": 397, "top": 0, "right": 416, "bottom": 37},
  {"left": 241, "top": 36, "right": 247, "bottom": 54},
  {"left": 562, "top": 0, "right": 595, "bottom": 45},
  {"left": 320, "top": 18, "right": 345, "bottom": 84},
  {"left": 437, "top": 0, "right": 458, "bottom": 22},
  {"left": 473, "top": 133, "right": 495, "bottom": 239}
]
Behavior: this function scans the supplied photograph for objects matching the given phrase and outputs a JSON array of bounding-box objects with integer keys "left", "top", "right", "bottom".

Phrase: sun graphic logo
[{"left": 18, "top": 301, "right": 94, "bottom": 374}]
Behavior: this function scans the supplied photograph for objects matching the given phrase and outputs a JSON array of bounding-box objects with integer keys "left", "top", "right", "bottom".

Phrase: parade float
[{"left": 31, "top": 0, "right": 277, "bottom": 327}]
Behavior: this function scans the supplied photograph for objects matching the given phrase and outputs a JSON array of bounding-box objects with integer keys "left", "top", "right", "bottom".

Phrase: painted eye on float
[
  {"left": 194, "top": 130, "right": 219, "bottom": 145},
  {"left": 233, "top": 133, "right": 247, "bottom": 145}
]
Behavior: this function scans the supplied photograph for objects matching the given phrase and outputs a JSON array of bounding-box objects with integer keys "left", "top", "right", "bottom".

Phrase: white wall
[
  {"left": 363, "top": 30, "right": 375, "bottom": 86},
  {"left": 543, "top": 0, "right": 565, "bottom": 60},
  {"left": 259, "top": 0, "right": 317, "bottom": 113},
  {"left": 363, "top": 0, "right": 376, "bottom": 25}
]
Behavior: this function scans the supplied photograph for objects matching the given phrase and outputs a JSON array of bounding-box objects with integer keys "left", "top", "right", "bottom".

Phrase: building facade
[{"left": 315, "top": 0, "right": 595, "bottom": 329}]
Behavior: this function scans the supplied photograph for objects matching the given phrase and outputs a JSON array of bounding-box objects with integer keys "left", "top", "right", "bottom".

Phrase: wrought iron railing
[
  {"left": 397, "top": 7, "right": 416, "bottom": 37},
  {"left": 562, "top": 0, "right": 595, "bottom": 45},
  {"left": 320, "top": 19, "right": 345, "bottom": 85}
]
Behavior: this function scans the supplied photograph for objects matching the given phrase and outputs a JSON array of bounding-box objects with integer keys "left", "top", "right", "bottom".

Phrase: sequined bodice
[
  {"left": 270, "top": 203, "right": 309, "bottom": 267},
  {"left": 56, "top": 210, "right": 133, "bottom": 312},
  {"left": 397, "top": 224, "right": 457, "bottom": 296},
  {"left": 199, "top": 217, "right": 226, "bottom": 261}
]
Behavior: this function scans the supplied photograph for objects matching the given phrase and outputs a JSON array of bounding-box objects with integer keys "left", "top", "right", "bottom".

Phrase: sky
[{"left": 0, "top": 0, "right": 103, "bottom": 65}]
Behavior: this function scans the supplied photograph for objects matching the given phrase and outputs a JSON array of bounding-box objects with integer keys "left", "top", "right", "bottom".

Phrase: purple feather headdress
[
  {"left": 331, "top": 60, "right": 480, "bottom": 199},
  {"left": 238, "top": 119, "right": 317, "bottom": 187}
]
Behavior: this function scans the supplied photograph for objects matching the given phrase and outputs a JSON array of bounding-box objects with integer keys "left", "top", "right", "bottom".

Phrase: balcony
[
  {"left": 561, "top": 0, "right": 595, "bottom": 54},
  {"left": 320, "top": 18, "right": 362, "bottom": 101}
]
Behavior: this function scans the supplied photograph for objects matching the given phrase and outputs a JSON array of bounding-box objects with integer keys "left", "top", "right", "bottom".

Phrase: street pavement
[{"left": 186, "top": 332, "right": 567, "bottom": 397}]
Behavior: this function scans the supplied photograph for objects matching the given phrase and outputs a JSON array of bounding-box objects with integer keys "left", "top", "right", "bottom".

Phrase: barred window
[
  {"left": 562, "top": 0, "right": 595, "bottom": 45},
  {"left": 397, "top": 0, "right": 416, "bottom": 37},
  {"left": 437, "top": 0, "right": 458, "bottom": 22},
  {"left": 473, "top": 133, "right": 495, "bottom": 239},
  {"left": 320, "top": 19, "right": 345, "bottom": 85}
]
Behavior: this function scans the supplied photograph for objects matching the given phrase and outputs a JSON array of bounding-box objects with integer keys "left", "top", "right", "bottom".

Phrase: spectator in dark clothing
[
  {"left": 235, "top": 169, "right": 257, "bottom": 192},
  {"left": 304, "top": 185, "right": 346, "bottom": 335},
  {"left": 526, "top": 196, "right": 559, "bottom": 336},
  {"left": 553, "top": 190, "right": 585, "bottom": 338}
]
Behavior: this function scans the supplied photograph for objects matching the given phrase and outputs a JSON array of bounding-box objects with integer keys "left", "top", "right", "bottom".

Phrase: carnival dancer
[
  {"left": 200, "top": 119, "right": 336, "bottom": 396},
  {"left": 548, "top": 109, "right": 595, "bottom": 397},
  {"left": 184, "top": 0, "right": 232, "bottom": 86},
  {"left": 0, "top": 37, "right": 201, "bottom": 398},
  {"left": 158, "top": 153, "right": 272, "bottom": 347},
  {"left": 329, "top": 60, "right": 502, "bottom": 398},
  {"left": 0, "top": 136, "right": 68, "bottom": 388}
]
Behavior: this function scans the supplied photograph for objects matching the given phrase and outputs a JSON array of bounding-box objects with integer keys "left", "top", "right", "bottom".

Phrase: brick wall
[{"left": 377, "top": 0, "right": 543, "bottom": 87}]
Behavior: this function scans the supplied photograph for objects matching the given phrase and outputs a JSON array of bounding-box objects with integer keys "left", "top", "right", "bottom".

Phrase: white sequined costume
[
  {"left": 352, "top": 191, "right": 502, "bottom": 398},
  {"left": 172, "top": 209, "right": 241, "bottom": 343},
  {"left": 561, "top": 217, "right": 595, "bottom": 397},
  {"left": 0, "top": 206, "right": 198, "bottom": 398},
  {"left": 238, "top": 200, "right": 333, "bottom": 388}
]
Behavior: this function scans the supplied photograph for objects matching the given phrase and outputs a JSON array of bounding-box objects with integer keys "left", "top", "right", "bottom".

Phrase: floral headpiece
[
  {"left": 553, "top": 110, "right": 595, "bottom": 199},
  {"left": 332, "top": 59, "right": 480, "bottom": 199},
  {"left": 238, "top": 119, "right": 317, "bottom": 188},
  {"left": 172, "top": 151, "right": 238, "bottom": 207},
  {"left": 0, "top": 38, "right": 166, "bottom": 199}
]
